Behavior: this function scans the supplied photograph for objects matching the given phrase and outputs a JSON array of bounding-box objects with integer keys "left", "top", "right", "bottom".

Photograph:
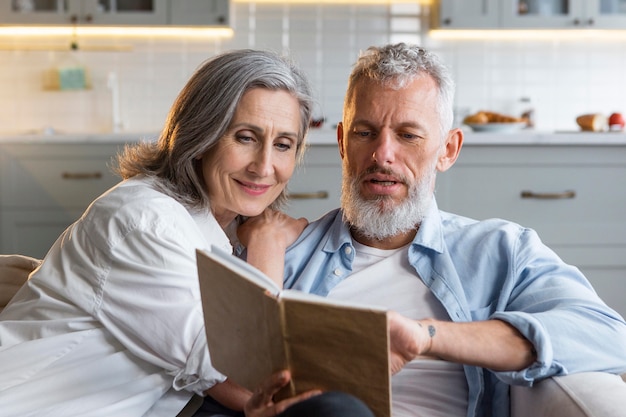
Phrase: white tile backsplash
[{"left": 1, "top": 4, "right": 626, "bottom": 136}]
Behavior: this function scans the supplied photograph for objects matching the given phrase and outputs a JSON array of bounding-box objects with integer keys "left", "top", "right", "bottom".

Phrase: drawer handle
[
  {"left": 62, "top": 172, "right": 103, "bottom": 180},
  {"left": 520, "top": 190, "right": 576, "bottom": 200},
  {"left": 289, "top": 191, "right": 329, "bottom": 200}
]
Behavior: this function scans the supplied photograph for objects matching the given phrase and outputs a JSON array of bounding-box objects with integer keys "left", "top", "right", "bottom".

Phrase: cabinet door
[
  {"left": 435, "top": 145, "right": 626, "bottom": 318},
  {"left": 169, "top": 0, "right": 230, "bottom": 26},
  {"left": 0, "top": 0, "right": 168, "bottom": 25},
  {"left": 1, "top": 148, "right": 122, "bottom": 210},
  {"left": 501, "top": 0, "right": 583, "bottom": 28},
  {"left": 0, "top": 0, "right": 70, "bottom": 24},
  {"left": 283, "top": 146, "right": 341, "bottom": 220},
  {"left": 1, "top": 209, "right": 84, "bottom": 259},
  {"left": 82, "top": 0, "right": 168, "bottom": 25},
  {"left": 438, "top": 0, "right": 500, "bottom": 28},
  {"left": 585, "top": 0, "right": 626, "bottom": 29}
]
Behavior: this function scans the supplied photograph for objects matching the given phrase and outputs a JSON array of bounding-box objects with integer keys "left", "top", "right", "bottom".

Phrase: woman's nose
[{"left": 249, "top": 150, "right": 274, "bottom": 177}]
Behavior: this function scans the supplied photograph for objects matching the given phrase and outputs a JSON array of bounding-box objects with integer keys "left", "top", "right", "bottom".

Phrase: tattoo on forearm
[{"left": 428, "top": 325, "right": 436, "bottom": 338}]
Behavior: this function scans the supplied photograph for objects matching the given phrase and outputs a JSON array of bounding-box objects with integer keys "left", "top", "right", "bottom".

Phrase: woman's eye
[
  {"left": 275, "top": 141, "right": 293, "bottom": 152},
  {"left": 235, "top": 133, "right": 255, "bottom": 143}
]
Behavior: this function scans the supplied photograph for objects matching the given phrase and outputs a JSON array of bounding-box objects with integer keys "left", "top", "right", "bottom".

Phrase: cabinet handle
[
  {"left": 520, "top": 190, "right": 576, "bottom": 200},
  {"left": 62, "top": 172, "right": 103, "bottom": 180},
  {"left": 289, "top": 191, "right": 329, "bottom": 200}
]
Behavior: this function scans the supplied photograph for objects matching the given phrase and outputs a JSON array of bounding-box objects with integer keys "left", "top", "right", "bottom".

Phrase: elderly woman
[{"left": 0, "top": 49, "right": 373, "bottom": 417}]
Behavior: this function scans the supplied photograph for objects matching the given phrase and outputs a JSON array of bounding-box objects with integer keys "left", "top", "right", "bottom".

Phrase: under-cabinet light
[
  {"left": 429, "top": 29, "right": 626, "bottom": 41},
  {"left": 233, "top": 0, "right": 432, "bottom": 3},
  {"left": 0, "top": 26, "right": 234, "bottom": 38}
]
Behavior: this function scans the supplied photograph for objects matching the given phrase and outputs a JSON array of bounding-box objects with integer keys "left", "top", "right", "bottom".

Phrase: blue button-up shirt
[{"left": 283, "top": 200, "right": 626, "bottom": 417}]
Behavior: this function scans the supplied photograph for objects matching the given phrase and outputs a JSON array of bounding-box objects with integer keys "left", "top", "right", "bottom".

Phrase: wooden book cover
[{"left": 197, "top": 247, "right": 391, "bottom": 417}]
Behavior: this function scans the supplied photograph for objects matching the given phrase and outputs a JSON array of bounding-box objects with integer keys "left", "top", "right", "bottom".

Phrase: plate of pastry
[{"left": 466, "top": 122, "right": 528, "bottom": 133}]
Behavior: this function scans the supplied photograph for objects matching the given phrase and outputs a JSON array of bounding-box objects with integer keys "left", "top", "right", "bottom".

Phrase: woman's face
[{"left": 201, "top": 88, "right": 301, "bottom": 228}]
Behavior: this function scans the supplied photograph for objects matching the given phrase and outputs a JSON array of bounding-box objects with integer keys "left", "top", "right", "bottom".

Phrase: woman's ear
[{"left": 436, "top": 128, "right": 463, "bottom": 173}]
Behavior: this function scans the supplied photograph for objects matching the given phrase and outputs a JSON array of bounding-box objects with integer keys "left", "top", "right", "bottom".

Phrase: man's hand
[
  {"left": 244, "top": 370, "right": 321, "bottom": 417},
  {"left": 388, "top": 311, "right": 433, "bottom": 374}
]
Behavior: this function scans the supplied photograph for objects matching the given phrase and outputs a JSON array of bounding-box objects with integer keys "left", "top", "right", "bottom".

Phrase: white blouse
[{"left": 0, "top": 176, "right": 231, "bottom": 416}]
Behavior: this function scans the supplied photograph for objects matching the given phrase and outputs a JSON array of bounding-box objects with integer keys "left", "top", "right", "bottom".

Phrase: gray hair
[
  {"left": 115, "top": 49, "right": 314, "bottom": 210},
  {"left": 345, "top": 43, "right": 455, "bottom": 140}
]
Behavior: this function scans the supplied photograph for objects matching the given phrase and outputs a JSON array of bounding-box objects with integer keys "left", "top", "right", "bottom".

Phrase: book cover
[{"left": 197, "top": 247, "right": 391, "bottom": 417}]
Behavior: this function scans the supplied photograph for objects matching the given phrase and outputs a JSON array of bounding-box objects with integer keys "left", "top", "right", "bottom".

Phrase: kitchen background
[{"left": 1, "top": 1, "right": 625, "bottom": 137}]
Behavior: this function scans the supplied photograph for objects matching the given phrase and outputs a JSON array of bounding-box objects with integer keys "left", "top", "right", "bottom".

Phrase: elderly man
[{"left": 282, "top": 43, "right": 626, "bottom": 417}]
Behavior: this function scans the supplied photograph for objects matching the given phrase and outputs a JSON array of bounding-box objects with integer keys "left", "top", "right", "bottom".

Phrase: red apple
[{"left": 608, "top": 112, "right": 625, "bottom": 131}]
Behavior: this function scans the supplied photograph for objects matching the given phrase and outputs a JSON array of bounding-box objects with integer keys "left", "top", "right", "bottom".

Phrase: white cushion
[
  {"left": 511, "top": 372, "right": 626, "bottom": 417},
  {"left": 0, "top": 254, "right": 41, "bottom": 311}
]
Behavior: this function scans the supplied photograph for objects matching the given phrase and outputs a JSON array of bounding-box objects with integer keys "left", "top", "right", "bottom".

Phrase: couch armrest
[
  {"left": 0, "top": 254, "right": 41, "bottom": 312},
  {"left": 511, "top": 372, "right": 626, "bottom": 417}
]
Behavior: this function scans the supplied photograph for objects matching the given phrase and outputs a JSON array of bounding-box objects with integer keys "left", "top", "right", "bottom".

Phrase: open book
[{"left": 197, "top": 247, "right": 391, "bottom": 417}]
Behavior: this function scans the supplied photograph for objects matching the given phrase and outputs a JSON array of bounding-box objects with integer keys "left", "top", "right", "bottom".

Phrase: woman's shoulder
[{"left": 82, "top": 176, "right": 194, "bottom": 238}]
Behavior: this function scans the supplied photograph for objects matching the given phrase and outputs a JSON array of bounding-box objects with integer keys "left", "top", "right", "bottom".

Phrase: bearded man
[{"left": 280, "top": 43, "right": 626, "bottom": 417}]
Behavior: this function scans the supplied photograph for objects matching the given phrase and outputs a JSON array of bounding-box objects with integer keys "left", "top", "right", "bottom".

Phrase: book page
[
  {"left": 197, "top": 249, "right": 287, "bottom": 391},
  {"left": 280, "top": 298, "right": 391, "bottom": 417}
]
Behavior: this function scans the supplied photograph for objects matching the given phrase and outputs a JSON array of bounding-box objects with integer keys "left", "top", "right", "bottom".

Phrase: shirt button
[
  {"left": 344, "top": 246, "right": 352, "bottom": 255},
  {"left": 333, "top": 268, "right": 342, "bottom": 276}
]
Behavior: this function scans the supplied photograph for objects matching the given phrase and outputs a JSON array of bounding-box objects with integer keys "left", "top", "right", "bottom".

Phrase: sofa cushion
[
  {"left": 511, "top": 372, "right": 626, "bottom": 417},
  {"left": 0, "top": 254, "right": 41, "bottom": 312}
]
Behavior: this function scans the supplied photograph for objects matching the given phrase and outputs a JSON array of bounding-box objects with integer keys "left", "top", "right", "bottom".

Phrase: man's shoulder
[
  {"left": 438, "top": 209, "right": 531, "bottom": 246},
  {"left": 287, "top": 208, "right": 343, "bottom": 251}
]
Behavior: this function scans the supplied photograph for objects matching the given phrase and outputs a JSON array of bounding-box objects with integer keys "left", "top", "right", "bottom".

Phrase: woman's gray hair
[
  {"left": 345, "top": 43, "right": 455, "bottom": 140},
  {"left": 115, "top": 49, "right": 314, "bottom": 210}
]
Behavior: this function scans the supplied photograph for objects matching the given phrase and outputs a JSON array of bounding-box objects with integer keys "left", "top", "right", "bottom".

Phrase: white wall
[{"left": 0, "top": 3, "right": 624, "bottom": 135}]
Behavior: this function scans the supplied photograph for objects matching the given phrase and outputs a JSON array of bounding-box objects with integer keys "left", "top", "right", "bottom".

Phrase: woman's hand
[
  {"left": 238, "top": 209, "right": 308, "bottom": 250},
  {"left": 238, "top": 209, "right": 308, "bottom": 287},
  {"left": 244, "top": 370, "right": 321, "bottom": 417}
]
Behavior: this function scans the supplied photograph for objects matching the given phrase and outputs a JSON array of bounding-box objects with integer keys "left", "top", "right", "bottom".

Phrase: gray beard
[{"left": 341, "top": 164, "right": 435, "bottom": 241}]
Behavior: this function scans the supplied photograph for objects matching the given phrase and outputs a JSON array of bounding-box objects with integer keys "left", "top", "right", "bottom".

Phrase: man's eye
[{"left": 401, "top": 133, "right": 418, "bottom": 140}]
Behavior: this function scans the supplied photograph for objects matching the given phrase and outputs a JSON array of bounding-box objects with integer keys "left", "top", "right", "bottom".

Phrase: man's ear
[
  {"left": 337, "top": 122, "right": 345, "bottom": 159},
  {"left": 436, "top": 128, "right": 463, "bottom": 173}
]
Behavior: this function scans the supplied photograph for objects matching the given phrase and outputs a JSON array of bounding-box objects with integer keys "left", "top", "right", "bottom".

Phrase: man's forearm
[{"left": 420, "top": 318, "right": 537, "bottom": 372}]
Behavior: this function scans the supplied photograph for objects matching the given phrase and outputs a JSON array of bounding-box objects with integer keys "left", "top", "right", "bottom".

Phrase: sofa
[{"left": 1, "top": 254, "right": 625, "bottom": 416}]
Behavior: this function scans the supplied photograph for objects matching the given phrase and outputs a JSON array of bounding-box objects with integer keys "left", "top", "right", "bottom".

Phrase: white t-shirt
[
  {"left": 327, "top": 241, "right": 469, "bottom": 417},
  {"left": 0, "top": 176, "right": 230, "bottom": 416}
]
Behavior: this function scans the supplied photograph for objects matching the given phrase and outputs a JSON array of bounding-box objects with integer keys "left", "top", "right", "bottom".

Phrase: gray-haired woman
[{"left": 0, "top": 49, "right": 374, "bottom": 417}]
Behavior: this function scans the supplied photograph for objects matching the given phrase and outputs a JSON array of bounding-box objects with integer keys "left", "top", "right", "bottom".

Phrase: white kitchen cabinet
[
  {"left": 435, "top": 144, "right": 626, "bottom": 318},
  {"left": 501, "top": 0, "right": 626, "bottom": 28},
  {"left": 437, "top": 0, "right": 626, "bottom": 29},
  {"left": 0, "top": 0, "right": 167, "bottom": 25},
  {"left": 0, "top": 142, "right": 126, "bottom": 258},
  {"left": 170, "top": 0, "right": 229, "bottom": 27},
  {"left": 437, "top": 0, "right": 501, "bottom": 29},
  {"left": 283, "top": 145, "right": 342, "bottom": 221}
]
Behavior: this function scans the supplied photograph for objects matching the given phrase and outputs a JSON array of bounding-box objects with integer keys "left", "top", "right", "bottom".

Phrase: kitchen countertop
[
  {"left": 1, "top": 129, "right": 625, "bottom": 145},
  {"left": 306, "top": 128, "right": 626, "bottom": 146},
  {"left": 0, "top": 131, "right": 159, "bottom": 144}
]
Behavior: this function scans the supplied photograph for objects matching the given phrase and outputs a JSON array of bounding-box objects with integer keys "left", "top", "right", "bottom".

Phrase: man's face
[{"left": 338, "top": 76, "right": 447, "bottom": 241}]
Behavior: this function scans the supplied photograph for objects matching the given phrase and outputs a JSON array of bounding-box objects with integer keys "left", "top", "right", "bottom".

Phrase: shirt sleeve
[
  {"left": 90, "top": 211, "right": 226, "bottom": 395},
  {"left": 490, "top": 228, "right": 626, "bottom": 385}
]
